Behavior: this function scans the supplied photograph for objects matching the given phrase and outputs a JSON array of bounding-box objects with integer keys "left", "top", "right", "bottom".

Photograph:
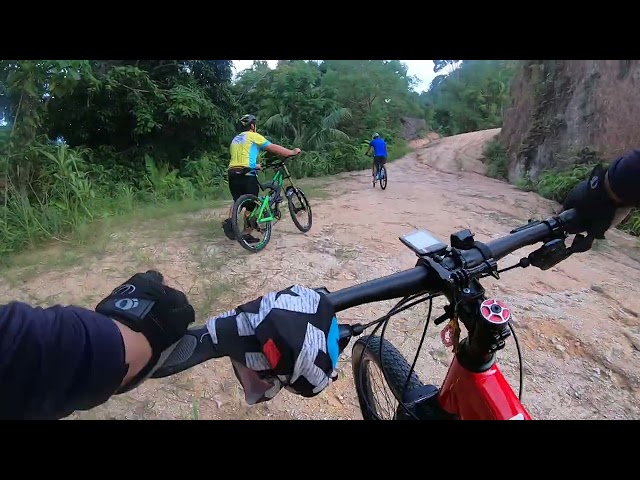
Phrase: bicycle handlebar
[
  {"left": 264, "top": 152, "right": 299, "bottom": 166},
  {"left": 151, "top": 208, "right": 579, "bottom": 379}
]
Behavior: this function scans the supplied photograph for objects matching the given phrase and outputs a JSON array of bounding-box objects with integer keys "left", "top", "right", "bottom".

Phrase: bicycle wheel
[
  {"left": 231, "top": 194, "right": 272, "bottom": 253},
  {"left": 286, "top": 187, "right": 312, "bottom": 233},
  {"left": 380, "top": 166, "right": 387, "bottom": 190},
  {"left": 352, "top": 335, "right": 424, "bottom": 420}
]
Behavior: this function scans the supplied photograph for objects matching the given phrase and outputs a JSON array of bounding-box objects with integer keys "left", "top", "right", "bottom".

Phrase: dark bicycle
[{"left": 372, "top": 155, "right": 387, "bottom": 190}]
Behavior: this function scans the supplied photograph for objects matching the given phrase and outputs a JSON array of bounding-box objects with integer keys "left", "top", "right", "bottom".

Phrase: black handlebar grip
[
  {"left": 151, "top": 321, "right": 356, "bottom": 379},
  {"left": 152, "top": 327, "right": 223, "bottom": 378}
]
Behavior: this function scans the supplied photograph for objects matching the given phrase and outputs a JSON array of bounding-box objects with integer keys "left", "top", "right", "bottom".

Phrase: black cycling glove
[
  {"left": 562, "top": 164, "right": 622, "bottom": 239},
  {"left": 95, "top": 270, "right": 195, "bottom": 393}
]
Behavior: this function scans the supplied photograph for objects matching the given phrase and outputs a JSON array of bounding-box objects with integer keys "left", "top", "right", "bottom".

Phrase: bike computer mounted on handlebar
[
  {"left": 393, "top": 211, "right": 586, "bottom": 370},
  {"left": 399, "top": 230, "right": 448, "bottom": 256}
]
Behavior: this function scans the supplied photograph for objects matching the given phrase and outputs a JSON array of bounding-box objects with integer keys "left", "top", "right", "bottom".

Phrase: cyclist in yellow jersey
[{"left": 223, "top": 114, "right": 301, "bottom": 243}]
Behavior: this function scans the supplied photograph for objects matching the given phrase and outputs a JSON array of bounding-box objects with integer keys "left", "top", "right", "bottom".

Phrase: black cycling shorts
[
  {"left": 374, "top": 155, "right": 387, "bottom": 166},
  {"left": 228, "top": 170, "right": 260, "bottom": 211}
]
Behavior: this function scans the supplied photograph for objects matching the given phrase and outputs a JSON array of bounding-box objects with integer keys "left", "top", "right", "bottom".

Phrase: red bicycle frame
[
  {"left": 437, "top": 356, "right": 531, "bottom": 420},
  {"left": 435, "top": 297, "right": 531, "bottom": 420}
]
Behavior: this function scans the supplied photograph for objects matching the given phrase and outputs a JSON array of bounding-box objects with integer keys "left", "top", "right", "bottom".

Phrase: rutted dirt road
[{"left": 3, "top": 128, "right": 640, "bottom": 419}]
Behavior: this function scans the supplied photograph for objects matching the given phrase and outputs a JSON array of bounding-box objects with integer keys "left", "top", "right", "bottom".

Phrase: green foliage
[
  {"left": 0, "top": 59, "right": 427, "bottom": 255},
  {"left": 620, "top": 212, "right": 640, "bottom": 236},
  {"left": 419, "top": 60, "right": 517, "bottom": 136},
  {"left": 535, "top": 164, "right": 596, "bottom": 202},
  {"left": 233, "top": 60, "right": 419, "bottom": 179},
  {"left": 515, "top": 174, "right": 536, "bottom": 192},
  {"left": 481, "top": 139, "right": 508, "bottom": 180},
  {"left": 0, "top": 144, "right": 228, "bottom": 255},
  {"left": 515, "top": 162, "right": 640, "bottom": 237}
]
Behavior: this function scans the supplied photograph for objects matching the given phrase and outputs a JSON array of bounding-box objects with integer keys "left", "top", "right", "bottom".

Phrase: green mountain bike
[{"left": 231, "top": 155, "right": 312, "bottom": 253}]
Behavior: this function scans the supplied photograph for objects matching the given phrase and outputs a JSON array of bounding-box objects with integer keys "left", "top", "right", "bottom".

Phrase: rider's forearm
[
  {"left": 606, "top": 153, "right": 640, "bottom": 206},
  {"left": 112, "top": 321, "right": 152, "bottom": 385},
  {"left": 0, "top": 302, "right": 131, "bottom": 419},
  {"left": 265, "top": 143, "right": 296, "bottom": 157}
]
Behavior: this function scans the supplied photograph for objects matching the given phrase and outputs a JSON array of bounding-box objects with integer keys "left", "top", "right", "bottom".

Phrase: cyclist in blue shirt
[
  {"left": 366, "top": 133, "right": 388, "bottom": 187},
  {"left": 0, "top": 149, "right": 638, "bottom": 419}
]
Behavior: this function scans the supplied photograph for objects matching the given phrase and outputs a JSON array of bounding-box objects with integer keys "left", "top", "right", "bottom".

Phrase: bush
[
  {"left": 515, "top": 162, "right": 640, "bottom": 237},
  {"left": 481, "top": 139, "right": 508, "bottom": 180},
  {"left": 535, "top": 164, "right": 597, "bottom": 202},
  {"left": 0, "top": 144, "right": 228, "bottom": 256}
]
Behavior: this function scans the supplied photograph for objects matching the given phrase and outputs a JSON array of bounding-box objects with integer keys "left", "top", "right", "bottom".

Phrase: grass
[
  {"left": 388, "top": 141, "right": 412, "bottom": 162},
  {"left": 1, "top": 173, "right": 333, "bottom": 280},
  {"left": 481, "top": 139, "right": 508, "bottom": 180},
  {"left": 535, "top": 164, "right": 596, "bottom": 202},
  {"left": 0, "top": 197, "right": 228, "bottom": 282}
]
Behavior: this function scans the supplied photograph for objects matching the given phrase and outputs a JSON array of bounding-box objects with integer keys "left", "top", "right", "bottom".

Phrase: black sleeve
[
  {"left": 0, "top": 302, "right": 129, "bottom": 419},
  {"left": 607, "top": 149, "right": 640, "bottom": 206}
]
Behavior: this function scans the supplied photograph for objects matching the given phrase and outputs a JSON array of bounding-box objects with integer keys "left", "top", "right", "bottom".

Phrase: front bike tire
[
  {"left": 231, "top": 194, "right": 272, "bottom": 253},
  {"left": 287, "top": 187, "right": 313, "bottom": 233},
  {"left": 352, "top": 335, "right": 424, "bottom": 420},
  {"left": 380, "top": 167, "right": 387, "bottom": 190}
]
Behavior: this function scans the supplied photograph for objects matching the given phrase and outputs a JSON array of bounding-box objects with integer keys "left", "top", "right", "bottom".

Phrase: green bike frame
[{"left": 248, "top": 168, "right": 286, "bottom": 224}]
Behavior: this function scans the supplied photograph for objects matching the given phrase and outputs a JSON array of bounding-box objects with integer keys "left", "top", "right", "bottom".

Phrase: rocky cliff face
[
  {"left": 400, "top": 116, "right": 428, "bottom": 141},
  {"left": 498, "top": 60, "right": 640, "bottom": 182}
]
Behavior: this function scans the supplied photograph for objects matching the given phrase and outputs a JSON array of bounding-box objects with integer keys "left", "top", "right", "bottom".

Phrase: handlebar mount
[{"left": 394, "top": 208, "right": 584, "bottom": 369}]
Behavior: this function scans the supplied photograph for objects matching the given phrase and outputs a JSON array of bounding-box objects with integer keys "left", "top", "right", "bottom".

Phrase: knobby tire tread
[
  {"left": 231, "top": 193, "right": 272, "bottom": 253},
  {"left": 287, "top": 188, "right": 313, "bottom": 233},
  {"left": 352, "top": 335, "right": 424, "bottom": 420},
  {"left": 380, "top": 167, "right": 387, "bottom": 190}
]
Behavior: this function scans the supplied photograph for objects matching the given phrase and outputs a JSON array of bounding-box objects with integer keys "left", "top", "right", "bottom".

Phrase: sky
[{"left": 232, "top": 60, "right": 440, "bottom": 93}]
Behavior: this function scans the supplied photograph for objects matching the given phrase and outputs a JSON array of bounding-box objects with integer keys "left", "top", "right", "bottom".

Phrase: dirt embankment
[
  {"left": 2, "top": 129, "right": 640, "bottom": 420},
  {"left": 499, "top": 60, "right": 640, "bottom": 182}
]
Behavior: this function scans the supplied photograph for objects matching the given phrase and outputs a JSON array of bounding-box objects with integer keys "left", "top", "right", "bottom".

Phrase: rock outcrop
[{"left": 498, "top": 60, "right": 640, "bottom": 182}]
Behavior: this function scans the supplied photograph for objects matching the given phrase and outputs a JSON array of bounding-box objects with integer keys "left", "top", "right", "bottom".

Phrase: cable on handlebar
[
  {"left": 508, "top": 321, "right": 524, "bottom": 401},
  {"left": 401, "top": 296, "right": 433, "bottom": 396},
  {"left": 357, "top": 291, "right": 441, "bottom": 420}
]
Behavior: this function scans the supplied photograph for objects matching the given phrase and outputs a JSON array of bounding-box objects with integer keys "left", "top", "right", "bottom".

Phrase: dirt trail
[{"left": 3, "top": 128, "right": 640, "bottom": 420}]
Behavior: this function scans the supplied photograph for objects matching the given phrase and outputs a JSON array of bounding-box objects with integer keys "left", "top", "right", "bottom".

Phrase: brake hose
[{"left": 508, "top": 321, "right": 524, "bottom": 401}]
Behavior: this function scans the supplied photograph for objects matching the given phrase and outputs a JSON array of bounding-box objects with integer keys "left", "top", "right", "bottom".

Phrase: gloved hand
[
  {"left": 562, "top": 164, "right": 622, "bottom": 239},
  {"left": 206, "top": 285, "right": 340, "bottom": 404},
  {"left": 96, "top": 270, "right": 195, "bottom": 393}
]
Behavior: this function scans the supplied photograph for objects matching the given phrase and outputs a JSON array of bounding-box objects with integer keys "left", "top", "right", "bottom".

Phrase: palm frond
[{"left": 321, "top": 107, "right": 352, "bottom": 129}]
